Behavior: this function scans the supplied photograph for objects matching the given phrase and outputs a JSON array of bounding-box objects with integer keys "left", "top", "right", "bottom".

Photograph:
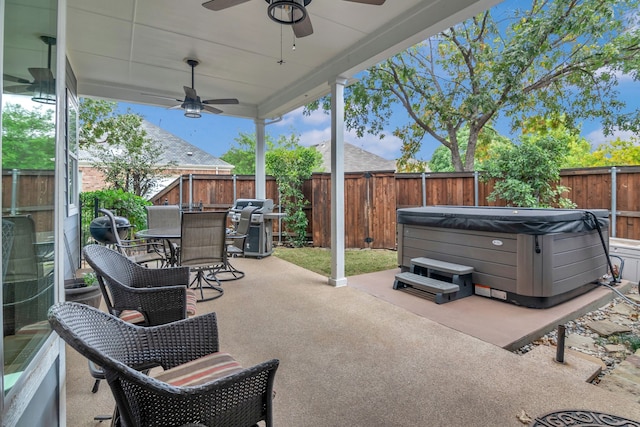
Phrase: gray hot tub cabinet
[{"left": 397, "top": 206, "right": 610, "bottom": 308}]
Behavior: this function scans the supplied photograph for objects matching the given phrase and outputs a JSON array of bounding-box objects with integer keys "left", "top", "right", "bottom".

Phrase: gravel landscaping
[{"left": 515, "top": 283, "right": 640, "bottom": 384}]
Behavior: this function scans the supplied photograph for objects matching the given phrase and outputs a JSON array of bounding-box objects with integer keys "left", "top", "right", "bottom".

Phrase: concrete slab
[
  {"left": 519, "top": 345, "right": 603, "bottom": 383},
  {"left": 348, "top": 269, "right": 634, "bottom": 350}
]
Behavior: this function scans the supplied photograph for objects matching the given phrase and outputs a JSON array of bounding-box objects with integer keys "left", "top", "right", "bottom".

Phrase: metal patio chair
[
  {"left": 179, "top": 211, "right": 230, "bottom": 302},
  {"left": 99, "top": 208, "right": 170, "bottom": 268},
  {"left": 145, "top": 205, "right": 181, "bottom": 265}
]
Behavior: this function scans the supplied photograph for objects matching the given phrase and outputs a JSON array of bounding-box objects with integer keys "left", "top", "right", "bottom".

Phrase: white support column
[
  {"left": 255, "top": 118, "right": 266, "bottom": 199},
  {"left": 329, "top": 78, "right": 348, "bottom": 287}
]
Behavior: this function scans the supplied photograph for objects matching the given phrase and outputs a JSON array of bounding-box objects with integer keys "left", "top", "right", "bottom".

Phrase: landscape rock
[{"left": 586, "top": 320, "right": 631, "bottom": 336}]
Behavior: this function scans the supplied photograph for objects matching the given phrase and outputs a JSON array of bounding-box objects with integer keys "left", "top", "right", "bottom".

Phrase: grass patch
[{"left": 273, "top": 246, "right": 398, "bottom": 277}]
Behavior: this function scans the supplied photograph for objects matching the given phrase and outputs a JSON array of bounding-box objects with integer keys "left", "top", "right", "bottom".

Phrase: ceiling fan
[
  {"left": 202, "top": 0, "right": 386, "bottom": 38},
  {"left": 4, "top": 35, "right": 56, "bottom": 104},
  {"left": 143, "top": 59, "right": 239, "bottom": 118}
]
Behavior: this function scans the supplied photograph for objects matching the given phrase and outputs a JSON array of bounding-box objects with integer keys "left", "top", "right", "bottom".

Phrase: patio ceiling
[{"left": 58, "top": 0, "right": 500, "bottom": 120}]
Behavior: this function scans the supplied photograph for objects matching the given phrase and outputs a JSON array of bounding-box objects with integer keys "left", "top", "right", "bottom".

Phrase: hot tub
[{"left": 397, "top": 206, "right": 610, "bottom": 308}]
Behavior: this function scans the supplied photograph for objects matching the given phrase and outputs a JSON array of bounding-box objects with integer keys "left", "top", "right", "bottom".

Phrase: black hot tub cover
[{"left": 396, "top": 206, "right": 609, "bottom": 235}]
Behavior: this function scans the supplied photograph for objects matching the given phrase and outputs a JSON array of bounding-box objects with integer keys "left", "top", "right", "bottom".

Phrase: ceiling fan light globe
[
  {"left": 32, "top": 95, "right": 56, "bottom": 105},
  {"left": 267, "top": 0, "right": 306, "bottom": 25},
  {"left": 184, "top": 100, "right": 202, "bottom": 118},
  {"left": 32, "top": 82, "right": 56, "bottom": 104}
]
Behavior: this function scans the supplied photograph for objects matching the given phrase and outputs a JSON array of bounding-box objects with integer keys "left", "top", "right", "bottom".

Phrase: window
[
  {"left": 2, "top": 0, "right": 57, "bottom": 395},
  {"left": 67, "top": 90, "right": 79, "bottom": 215}
]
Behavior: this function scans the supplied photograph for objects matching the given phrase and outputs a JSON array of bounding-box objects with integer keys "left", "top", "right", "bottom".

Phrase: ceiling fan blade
[
  {"left": 183, "top": 86, "right": 198, "bottom": 100},
  {"left": 203, "top": 105, "right": 223, "bottom": 114},
  {"left": 293, "top": 15, "right": 313, "bottom": 38},
  {"left": 343, "top": 0, "right": 386, "bottom": 4},
  {"left": 202, "top": 98, "right": 239, "bottom": 105},
  {"left": 3, "top": 74, "right": 31, "bottom": 84},
  {"left": 202, "top": 0, "right": 251, "bottom": 11},
  {"left": 141, "top": 92, "right": 183, "bottom": 102},
  {"left": 28, "top": 68, "right": 54, "bottom": 82},
  {"left": 168, "top": 104, "right": 184, "bottom": 110},
  {"left": 5, "top": 84, "right": 33, "bottom": 94}
]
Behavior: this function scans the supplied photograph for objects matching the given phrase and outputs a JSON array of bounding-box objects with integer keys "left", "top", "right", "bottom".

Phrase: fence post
[
  {"left": 179, "top": 176, "right": 183, "bottom": 208},
  {"left": 611, "top": 166, "right": 617, "bottom": 237},
  {"left": 421, "top": 172, "right": 427, "bottom": 207},
  {"left": 474, "top": 171, "right": 479, "bottom": 207},
  {"left": 11, "top": 169, "right": 19, "bottom": 215},
  {"left": 188, "top": 174, "right": 193, "bottom": 210},
  {"left": 233, "top": 175, "right": 237, "bottom": 203}
]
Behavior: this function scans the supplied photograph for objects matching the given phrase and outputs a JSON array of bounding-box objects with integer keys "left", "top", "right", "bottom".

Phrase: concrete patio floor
[{"left": 65, "top": 255, "right": 640, "bottom": 426}]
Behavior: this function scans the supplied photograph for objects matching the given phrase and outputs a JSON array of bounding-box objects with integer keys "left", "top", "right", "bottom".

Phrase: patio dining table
[{"left": 136, "top": 228, "right": 181, "bottom": 266}]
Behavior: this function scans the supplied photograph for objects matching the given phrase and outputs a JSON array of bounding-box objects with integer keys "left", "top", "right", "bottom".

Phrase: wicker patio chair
[
  {"left": 83, "top": 244, "right": 195, "bottom": 326},
  {"left": 49, "top": 302, "right": 279, "bottom": 427},
  {"left": 83, "top": 244, "right": 198, "bottom": 399}
]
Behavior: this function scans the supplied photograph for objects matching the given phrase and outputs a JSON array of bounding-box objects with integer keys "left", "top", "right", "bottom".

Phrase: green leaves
[
  {"left": 308, "top": 0, "right": 640, "bottom": 173},
  {"left": 265, "top": 143, "right": 322, "bottom": 247},
  {"left": 79, "top": 99, "right": 176, "bottom": 196},
  {"left": 2, "top": 103, "right": 55, "bottom": 170},
  {"left": 482, "top": 132, "right": 576, "bottom": 208}
]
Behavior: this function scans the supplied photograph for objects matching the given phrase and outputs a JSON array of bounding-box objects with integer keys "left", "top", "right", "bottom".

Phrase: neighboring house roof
[
  {"left": 79, "top": 119, "right": 233, "bottom": 172},
  {"left": 312, "top": 141, "right": 397, "bottom": 173}
]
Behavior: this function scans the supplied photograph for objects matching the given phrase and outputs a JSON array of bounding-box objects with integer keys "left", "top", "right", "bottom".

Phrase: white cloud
[
  {"left": 345, "top": 129, "right": 402, "bottom": 160},
  {"left": 594, "top": 66, "right": 637, "bottom": 83},
  {"left": 586, "top": 127, "right": 638, "bottom": 147},
  {"left": 298, "top": 128, "right": 331, "bottom": 146},
  {"left": 276, "top": 106, "right": 329, "bottom": 128},
  {"left": 274, "top": 105, "right": 402, "bottom": 159},
  {"left": 297, "top": 125, "right": 402, "bottom": 159}
]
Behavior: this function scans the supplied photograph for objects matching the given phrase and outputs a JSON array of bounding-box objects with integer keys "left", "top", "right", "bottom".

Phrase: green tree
[
  {"left": 482, "top": 134, "right": 576, "bottom": 208},
  {"left": 265, "top": 137, "right": 322, "bottom": 247},
  {"left": 309, "top": 0, "right": 640, "bottom": 171},
  {"left": 220, "top": 132, "right": 277, "bottom": 174},
  {"left": 586, "top": 137, "right": 640, "bottom": 166},
  {"left": 79, "top": 98, "right": 176, "bottom": 197},
  {"left": 429, "top": 126, "right": 510, "bottom": 172},
  {"left": 2, "top": 103, "right": 55, "bottom": 170},
  {"left": 518, "top": 115, "right": 594, "bottom": 169}
]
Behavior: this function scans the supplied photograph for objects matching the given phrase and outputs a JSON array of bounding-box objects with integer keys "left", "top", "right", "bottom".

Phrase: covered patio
[{"left": 65, "top": 256, "right": 640, "bottom": 426}]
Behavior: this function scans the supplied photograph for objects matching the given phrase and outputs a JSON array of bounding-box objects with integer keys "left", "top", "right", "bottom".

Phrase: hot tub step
[
  {"left": 410, "top": 257, "right": 474, "bottom": 275},
  {"left": 394, "top": 272, "right": 462, "bottom": 304},
  {"left": 408, "top": 257, "right": 475, "bottom": 300}
]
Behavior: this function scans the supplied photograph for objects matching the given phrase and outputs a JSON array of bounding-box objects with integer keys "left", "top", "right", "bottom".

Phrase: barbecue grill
[
  {"left": 230, "top": 199, "right": 281, "bottom": 258},
  {"left": 89, "top": 214, "right": 130, "bottom": 244}
]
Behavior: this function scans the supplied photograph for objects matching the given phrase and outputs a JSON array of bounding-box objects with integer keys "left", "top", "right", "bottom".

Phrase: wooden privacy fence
[
  {"left": 151, "top": 166, "right": 640, "bottom": 249},
  {"left": 2, "top": 169, "right": 55, "bottom": 234}
]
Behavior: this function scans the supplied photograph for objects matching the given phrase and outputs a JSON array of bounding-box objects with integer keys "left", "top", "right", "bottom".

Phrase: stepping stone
[
  {"left": 586, "top": 320, "right": 631, "bottom": 337},
  {"left": 566, "top": 334, "right": 598, "bottom": 351},
  {"left": 611, "top": 303, "right": 637, "bottom": 316},
  {"left": 604, "top": 344, "right": 627, "bottom": 354}
]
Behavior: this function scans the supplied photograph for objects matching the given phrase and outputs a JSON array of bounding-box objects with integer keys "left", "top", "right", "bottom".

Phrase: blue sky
[{"left": 117, "top": 0, "right": 640, "bottom": 162}]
